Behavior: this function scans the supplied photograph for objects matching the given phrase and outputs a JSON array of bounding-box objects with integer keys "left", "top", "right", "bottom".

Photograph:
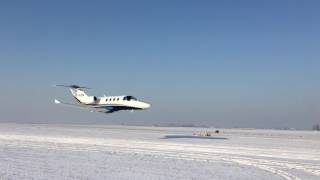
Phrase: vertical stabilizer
[{"left": 54, "top": 85, "right": 97, "bottom": 104}]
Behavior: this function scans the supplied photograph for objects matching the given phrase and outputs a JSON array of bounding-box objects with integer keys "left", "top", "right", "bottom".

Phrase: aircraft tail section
[
  {"left": 69, "top": 87, "right": 99, "bottom": 104},
  {"left": 54, "top": 84, "right": 98, "bottom": 104}
]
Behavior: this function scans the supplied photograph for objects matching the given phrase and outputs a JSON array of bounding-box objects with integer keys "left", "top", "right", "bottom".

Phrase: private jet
[{"left": 54, "top": 85, "right": 151, "bottom": 114}]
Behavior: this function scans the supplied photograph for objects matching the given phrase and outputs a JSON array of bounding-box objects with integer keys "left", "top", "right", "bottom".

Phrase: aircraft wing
[
  {"left": 54, "top": 99, "right": 112, "bottom": 114},
  {"left": 90, "top": 105, "right": 122, "bottom": 114}
]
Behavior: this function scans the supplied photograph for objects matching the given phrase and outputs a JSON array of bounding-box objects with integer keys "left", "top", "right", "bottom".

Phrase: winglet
[{"left": 54, "top": 99, "right": 61, "bottom": 104}]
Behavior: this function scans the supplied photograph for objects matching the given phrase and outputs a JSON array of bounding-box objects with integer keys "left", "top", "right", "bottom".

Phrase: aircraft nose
[{"left": 143, "top": 102, "right": 151, "bottom": 109}]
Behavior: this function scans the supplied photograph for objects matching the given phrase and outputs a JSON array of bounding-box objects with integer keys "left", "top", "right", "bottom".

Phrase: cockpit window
[{"left": 123, "top": 96, "right": 137, "bottom": 101}]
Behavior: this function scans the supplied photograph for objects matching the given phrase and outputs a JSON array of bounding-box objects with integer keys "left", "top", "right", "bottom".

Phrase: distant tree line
[{"left": 313, "top": 124, "right": 320, "bottom": 131}]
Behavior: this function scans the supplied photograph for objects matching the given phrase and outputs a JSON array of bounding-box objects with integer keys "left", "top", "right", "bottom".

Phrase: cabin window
[
  {"left": 113, "top": 98, "right": 115, "bottom": 101},
  {"left": 106, "top": 99, "right": 108, "bottom": 101},
  {"left": 117, "top": 98, "right": 119, "bottom": 101}
]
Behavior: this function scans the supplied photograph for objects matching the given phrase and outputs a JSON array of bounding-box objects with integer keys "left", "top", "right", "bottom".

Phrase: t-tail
[{"left": 54, "top": 85, "right": 98, "bottom": 105}]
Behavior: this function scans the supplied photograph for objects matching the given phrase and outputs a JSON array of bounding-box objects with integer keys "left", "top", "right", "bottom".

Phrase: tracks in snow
[{"left": 0, "top": 134, "right": 319, "bottom": 180}]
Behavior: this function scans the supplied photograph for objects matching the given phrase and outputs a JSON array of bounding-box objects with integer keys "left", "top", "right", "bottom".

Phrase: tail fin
[
  {"left": 54, "top": 84, "right": 98, "bottom": 104},
  {"left": 70, "top": 88, "right": 89, "bottom": 103}
]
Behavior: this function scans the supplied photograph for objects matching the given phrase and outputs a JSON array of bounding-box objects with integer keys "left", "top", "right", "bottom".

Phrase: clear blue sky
[{"left": 1, "top": 0, "right": 319, "bottom": 129}]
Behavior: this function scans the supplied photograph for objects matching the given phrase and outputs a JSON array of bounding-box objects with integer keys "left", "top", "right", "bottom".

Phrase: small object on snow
[
  {"left": 193, "top": 131, "right": 211, "bottom": 137},
  {"left": 215, "top": 130, "right": 220, "bottom": 134}
]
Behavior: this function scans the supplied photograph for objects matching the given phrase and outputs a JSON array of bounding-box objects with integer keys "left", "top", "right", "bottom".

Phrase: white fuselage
[
  {"left": 70, "top": 88, "right": 150, "bottom": 110},
  {"left": 95, "top": 96, "right": 151, "bottom": 109}
]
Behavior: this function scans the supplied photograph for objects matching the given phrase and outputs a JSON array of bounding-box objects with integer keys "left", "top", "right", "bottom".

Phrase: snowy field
[{"left": 0, "top": 124, "right": 319, "bottom": 180}]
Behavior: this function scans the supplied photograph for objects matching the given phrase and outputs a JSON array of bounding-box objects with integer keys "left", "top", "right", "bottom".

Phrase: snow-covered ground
[{"left": 0, "top": 124, "right": 319, "bottom": 180}]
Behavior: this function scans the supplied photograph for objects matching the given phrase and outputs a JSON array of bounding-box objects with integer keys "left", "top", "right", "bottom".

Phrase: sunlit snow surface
[{"left": 0, "top": 124, "right": 319, "bottom": 180}]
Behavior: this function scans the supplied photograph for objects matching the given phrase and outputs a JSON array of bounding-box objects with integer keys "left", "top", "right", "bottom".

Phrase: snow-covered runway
[{"left": 0, "top": 124, "right": 319, "bottom": 180}]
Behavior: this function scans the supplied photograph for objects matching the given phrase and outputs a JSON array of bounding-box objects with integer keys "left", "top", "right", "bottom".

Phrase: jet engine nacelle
[{"left": 82, "top": 96, "right": 98, "bottom": 104}]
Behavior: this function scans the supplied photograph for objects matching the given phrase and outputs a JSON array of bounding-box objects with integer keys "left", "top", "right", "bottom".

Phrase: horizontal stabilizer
[{"left": 53, "top": 84, "right": 91, "bottom": 89}]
